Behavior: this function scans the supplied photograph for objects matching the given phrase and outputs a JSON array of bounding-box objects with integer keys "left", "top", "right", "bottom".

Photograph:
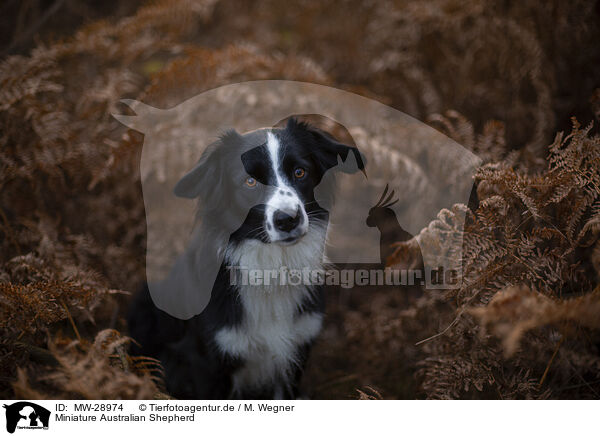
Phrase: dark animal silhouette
[
  {"left": 27, "top": 411, "right": 38, "bottom": 427},
  {"left": 3, "top": 402, "right": 50, "bottom": 434},
  {"left": 366, "top": 184, "right": 423, "bottom": 270}
]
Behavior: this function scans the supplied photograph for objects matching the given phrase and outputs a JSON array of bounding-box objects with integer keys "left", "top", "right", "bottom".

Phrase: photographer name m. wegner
[{"left": 227, "top": 265, "right": 459, "bottom": 289}]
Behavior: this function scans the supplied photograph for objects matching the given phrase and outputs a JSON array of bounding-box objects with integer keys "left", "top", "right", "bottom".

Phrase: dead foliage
[
  {"left": 13, "top": 330, "right": 161, "bottom": 400},
  {"left": 1, "top": 0, "right": 600, "bottom": 399}
]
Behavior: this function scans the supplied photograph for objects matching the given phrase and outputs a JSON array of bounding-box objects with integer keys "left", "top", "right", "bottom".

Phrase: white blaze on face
[{"left": 265, "top": 132, "right": 308, "bottom": 242}]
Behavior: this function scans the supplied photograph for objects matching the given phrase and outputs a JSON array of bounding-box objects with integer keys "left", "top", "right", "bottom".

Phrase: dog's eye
[
  {"left": 245, "top": 176, "right": 257, "bottom": 188},
  {"left": 294, "top": 167, "right": 306, "bottom": 179}
]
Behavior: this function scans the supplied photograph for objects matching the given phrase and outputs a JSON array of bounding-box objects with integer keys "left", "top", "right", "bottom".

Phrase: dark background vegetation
[{"left": 1, "top": 0, "right": 600, "bottom": 399}]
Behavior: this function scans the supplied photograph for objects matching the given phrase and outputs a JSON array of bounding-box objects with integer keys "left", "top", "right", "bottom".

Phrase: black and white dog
[{"left": 128, "top": 118, "right": 364, "bottom": 399}]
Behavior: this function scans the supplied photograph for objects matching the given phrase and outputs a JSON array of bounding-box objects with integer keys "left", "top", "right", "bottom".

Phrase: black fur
[{"left": 128, "top": 119, "right": 363, "bottom": 399}]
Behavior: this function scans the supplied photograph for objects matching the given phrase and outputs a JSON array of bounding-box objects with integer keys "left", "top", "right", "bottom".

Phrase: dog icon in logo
[{"left": 3, "top": 402, "right": 50, "bottom": 433}]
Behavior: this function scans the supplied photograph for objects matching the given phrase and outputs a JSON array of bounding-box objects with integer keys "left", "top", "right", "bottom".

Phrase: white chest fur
[
  {"left": 215, "top": 288, "right": 323, "bottom": 396},
  {"left": 217, "top": 226, "right": 326, "bottom": 396}
]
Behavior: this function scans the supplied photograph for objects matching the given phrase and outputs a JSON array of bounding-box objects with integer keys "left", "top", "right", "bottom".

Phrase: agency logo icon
[{"left": 3, "top": 402, "right": 50, "bottom": 433}]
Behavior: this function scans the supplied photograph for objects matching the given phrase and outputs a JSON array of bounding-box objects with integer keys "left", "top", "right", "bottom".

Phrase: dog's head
[{"left": 173, "top": 118, "right": 365, "bottom": 246}]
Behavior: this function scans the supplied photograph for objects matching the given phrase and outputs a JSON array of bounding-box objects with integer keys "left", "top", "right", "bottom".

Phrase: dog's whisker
[{"left": 303, "top": 200, "right": 321, "bottom": 207}]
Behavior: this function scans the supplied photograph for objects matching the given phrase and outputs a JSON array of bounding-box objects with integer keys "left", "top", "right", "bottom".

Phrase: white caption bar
[{"left": 0, "top": 400, "right": 594, "bottom": 436}]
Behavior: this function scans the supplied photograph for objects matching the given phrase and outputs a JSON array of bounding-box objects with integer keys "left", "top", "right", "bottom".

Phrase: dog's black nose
[{"left": 273, "top": 208, "right": 301, "bottom": 232}]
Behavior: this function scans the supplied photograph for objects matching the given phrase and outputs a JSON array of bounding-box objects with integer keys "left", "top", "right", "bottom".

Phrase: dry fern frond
[
  {"left": 471, "top": 285, "right": 600, "bottom": 356},
  {"left": 0, "top": 280, "right": 98, "bottom": 334},
  {"left": 413, "top": 119, "right": 600, "bottom": 398},
  {"left": 13, "top": 330, "right": 160, "bottom": 400},
  {"left": 356, "top": 386, "right": 383, "bottom": 400}
]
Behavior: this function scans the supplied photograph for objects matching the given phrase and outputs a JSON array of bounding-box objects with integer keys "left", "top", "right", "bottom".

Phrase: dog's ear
[
  {"left": 174, "top": 129, "right": 242, "bottom": 199},
  {"left": 287, "top": 118, "right": 366, "bottom": 176},
  {"left": 173, "top": 143, "right": 221, "bottom": 199}
]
